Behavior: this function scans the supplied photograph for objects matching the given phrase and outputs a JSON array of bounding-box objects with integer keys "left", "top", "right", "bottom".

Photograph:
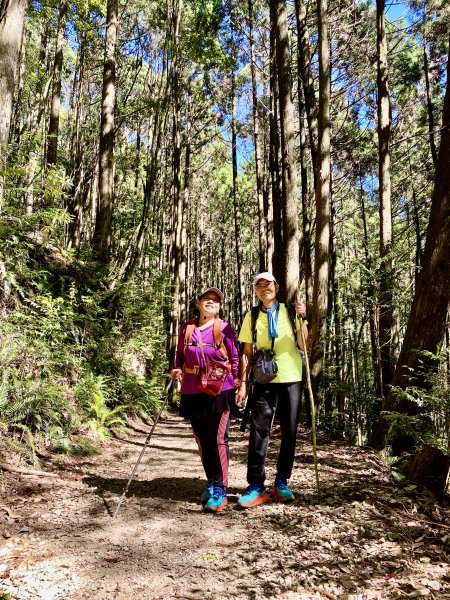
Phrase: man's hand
[
  {"left": 296, "top": 300, "right": 306, "bottom": 319},
  {"left": 235, "top": 381, "right": 248, "bottom": 407}
]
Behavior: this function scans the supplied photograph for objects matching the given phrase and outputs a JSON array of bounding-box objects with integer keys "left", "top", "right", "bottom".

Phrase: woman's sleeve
[
  {"left": 174, "top": 323, "right": 186, "bottom": 370},
  {"left": 224, "top": 323, "right": 239, "bottom": 379}
]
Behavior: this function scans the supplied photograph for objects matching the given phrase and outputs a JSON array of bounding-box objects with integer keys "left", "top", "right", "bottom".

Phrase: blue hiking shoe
[
  {"left": 200, "top": 482, "right": 214, "bottom": 503},
  {"left": 237, "top": 483, "right": 269, "bottom": 509},
  {"left": 204, "top": 487, "right": 228, "bottom": 512},
  {"left": 272, "top": 477, "right": 295, "bottom": 502}
]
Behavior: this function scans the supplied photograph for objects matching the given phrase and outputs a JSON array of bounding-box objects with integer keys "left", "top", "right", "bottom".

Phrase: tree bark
[
  {"left": 371, "top": 38, "right": 450, "bottom": 448},
  {"left": 231, "top": 66, "right": 245, "bottom": 322},
  {"left": 168, "top": 0, "right": 184, "bottom": 369},
  {"left": 45, "top": 0, "right": 67, "bottom": 170},
  {"left": 248, "top": 0, "right": 266, "bottom": 272},
  {"left": 0, "top": 0, "right": 27, "bottom": 207},
  {"left": 268, "top": 3, "right": 282, "bottom": 283},
  {"left": 294, "top": 0, "right": 318, "bottom": 186},
  {"left": 310, "top": 0, "right": 331, "bottom": 394},
  {"left": 376, "top": 0, "right": 394, "bottom": 396},
  {"left": 272, "top": 0, "right": 299, "bottom": 303},
  {"left": 423, "top": 44, "right": 438, "bottom": 170},
  {"left": 93, "top": 0, "right": 118, "bottom": 265}
]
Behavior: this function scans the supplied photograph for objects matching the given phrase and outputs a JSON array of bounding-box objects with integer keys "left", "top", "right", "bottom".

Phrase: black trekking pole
[{"left": 112, "top": 378, "right": 175, "bottom": 518}]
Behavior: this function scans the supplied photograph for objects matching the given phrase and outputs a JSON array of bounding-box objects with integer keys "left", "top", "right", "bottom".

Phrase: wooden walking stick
[{"left": 298, "top": 309, "right": 321, "bottom": 500}]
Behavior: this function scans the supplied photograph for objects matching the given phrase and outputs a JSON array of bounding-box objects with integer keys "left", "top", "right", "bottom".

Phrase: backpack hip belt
[{"left": 183, "top": 363, "right": 231, "bottom": 376}]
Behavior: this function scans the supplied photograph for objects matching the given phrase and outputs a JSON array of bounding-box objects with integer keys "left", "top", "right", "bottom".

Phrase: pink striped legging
[{"left": 190, "top": 410, "right": 230, "bottom": 489}]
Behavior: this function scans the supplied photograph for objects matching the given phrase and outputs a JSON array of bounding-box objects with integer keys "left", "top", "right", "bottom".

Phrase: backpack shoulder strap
[
  {"left": 213, "top": 318, "right": 228, "bottom": 360},
  {"left": 285, "top": 303, "right": 297, "bottom": 337},
  {"left": 184, "top": 319, "right": 198, "bottom": 355},
  {"left": 250, "top": 305, "right": 260, "bottom": 344}
]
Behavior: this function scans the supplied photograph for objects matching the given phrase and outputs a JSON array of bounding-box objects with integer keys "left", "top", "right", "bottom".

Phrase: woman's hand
[
  {"left": 296, "top": 300, "right": 306, "bottom": 319},
  {"left": 171, "top": 368, "right": 182, "bottom": 380}
]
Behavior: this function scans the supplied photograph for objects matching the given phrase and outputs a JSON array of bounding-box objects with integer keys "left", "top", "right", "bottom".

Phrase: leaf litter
[{"left": 0, "top": 413, "right": 449, "bottom": 599}]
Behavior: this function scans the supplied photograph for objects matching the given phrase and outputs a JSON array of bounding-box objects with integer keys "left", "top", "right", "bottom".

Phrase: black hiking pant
[{"left": 247, "top": 382, "right": 301, "bottom": 486}]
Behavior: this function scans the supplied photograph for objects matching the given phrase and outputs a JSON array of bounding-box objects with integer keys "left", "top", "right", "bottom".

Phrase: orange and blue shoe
[
  {"left": 237, "top": 483, "right": 269, "bottom": 509},
  {"left": 204, "top": 487, "right": 228, "bottom": 512},
  {"left": 200, "top": 481, "right": 214, "bottom": 504},
  {"left": 272, "top": 477, "right": 295, "bottom": 502}
]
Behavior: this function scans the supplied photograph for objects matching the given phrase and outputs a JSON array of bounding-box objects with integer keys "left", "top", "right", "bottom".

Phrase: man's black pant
[{"left": 247, "top": 382, "right": 301, "bottom": 485}]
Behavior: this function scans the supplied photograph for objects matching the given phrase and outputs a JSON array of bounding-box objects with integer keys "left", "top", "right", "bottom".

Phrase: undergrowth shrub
[{"left": 0, "top": 236, "right": 170, "bottom": 463}]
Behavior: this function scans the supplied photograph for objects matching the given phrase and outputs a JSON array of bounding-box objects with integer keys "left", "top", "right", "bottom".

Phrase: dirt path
[{"left": 1, "top": 413, "right": 449, "bottom": 599}]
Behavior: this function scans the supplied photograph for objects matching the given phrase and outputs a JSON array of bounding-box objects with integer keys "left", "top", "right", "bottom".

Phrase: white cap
[
  {"left": 198, "top": 287, "right": 224, "bottom": 301},
  {"left": 253, "top": 272, "right": 277, "bottom": 287}
]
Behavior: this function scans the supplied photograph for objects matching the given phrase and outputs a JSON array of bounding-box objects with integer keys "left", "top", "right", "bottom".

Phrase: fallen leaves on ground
[{"left": 0, "top": 414, "right": 448, "bottom": 599}]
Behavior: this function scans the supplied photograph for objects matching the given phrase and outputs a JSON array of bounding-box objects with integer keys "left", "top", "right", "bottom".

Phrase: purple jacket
[{"left": 175, "top": 320, "right": 239, "bottom": 395}]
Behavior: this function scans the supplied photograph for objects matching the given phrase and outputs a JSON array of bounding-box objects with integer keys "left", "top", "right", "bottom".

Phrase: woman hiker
[
  {"left": 171, "top": 287, "right": 240, "bottom": 512},
  {"left": 235, "top": 272, "right": 308, "bottom": 508}
]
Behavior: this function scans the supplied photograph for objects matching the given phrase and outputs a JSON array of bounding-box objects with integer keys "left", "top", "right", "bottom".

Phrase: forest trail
[{"left": 1, "top": 413, "right": 449, "bottom": 600}]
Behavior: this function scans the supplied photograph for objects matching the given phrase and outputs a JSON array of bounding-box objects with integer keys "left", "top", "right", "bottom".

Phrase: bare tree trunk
[
  {"left": 92, "top": 0, "right": 118, "bottom": 265},
  {"left": 269, "top": 4, "right": 282, "bottom": 282},
  {"left": 423, "top": 44, "right": 438, "bottom": 170},
  {"left": 310, "top": 0, "right": 331, "bottom": 395},
  {"left": 272, "top": 0, "right": 299, "bottom": 303},
  {"left": 296, "top": 22, "right": 313, "bottom": 310},
  {"left": 294, "top": 0, "right": 318, "bottom": 186},
  {"left": 67, "top": 33, "right": 87, "bottom": 250},
  {"left": 0, "top": 0, "right": 27, "bottom": 207},
  {"left": 168, "top": 0, "right": 184, "bottom": 369},
  {"left": 231, "top": 67, "right": 245, "bottom": 322},
  {"left": 248, "top": 0, "right": 266, "bottom": 272},
  {"left": 377, "top": 0, "right": 394, "bottom": 396},
  {"left": 371, "top": 38, "right": 450, "bottom": 449},
  {"left": 360, "top": 176, "right": 382, "bottom": 392},
  {"left": 45, "top": 0, "right": 67, "bottom": 170}
]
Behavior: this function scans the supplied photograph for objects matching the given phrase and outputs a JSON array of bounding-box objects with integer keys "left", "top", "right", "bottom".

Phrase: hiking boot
[
  {"left": 204, "top": 487, "right": 228, "bottom": 512},
  {"left": 200, "top": 482, "right": 214, "bottom": 503},
  {"left": 272, "top": 477, "right": 295, "bottom": 502},
  {"left": 237, "top": 483, "right": 269, "bottom": 509}
]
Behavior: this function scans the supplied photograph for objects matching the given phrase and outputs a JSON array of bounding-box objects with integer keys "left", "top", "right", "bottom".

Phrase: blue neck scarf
[{"left": 266, "top": 301, "right": 280, "bottom": 341}]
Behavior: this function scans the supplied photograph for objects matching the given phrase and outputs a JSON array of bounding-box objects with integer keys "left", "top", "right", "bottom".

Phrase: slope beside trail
[{"left": 1, "top": 412, "right": 449, "bottom": 600}]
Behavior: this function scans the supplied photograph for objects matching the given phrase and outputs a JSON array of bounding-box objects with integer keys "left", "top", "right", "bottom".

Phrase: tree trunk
[
  {"left": 92, "top": 0, "right": 118, "bottom": 265},
  {"left": 272, "top": 0, "right": 299, "bottom": 303},
  {"left": 231, "top": 67, "right": 245, "bottom": 322},
  {"left": 269, "top": 4, "right": 282, "bottom": 283},
  {"left": 294, "top": 0, "right": 318, "bottom": 186},
  {"left": 45, "top": 0, "right": 67, "bottom": 170},
  {"left": 248, "top": 0, "right": 266, "bottom": 272},
  {"left": 0, "top": 0, "right": 27, "bottom": 207},
  {"left": 296, "top": 22, "right": 313, "bottom": 310},
  {"left": 310, "top": 0, "right": 331, "bottom": 395},
  {"left": 371, "top": 38, "right": 450, "bottom": 449},
  {"left": 423, "top": 44, "right": 438, "bottom": 170},
  {"left": 168, "top": 0, "right": 184, "bottom": 369},
  {"left": 67, "top": 33, "right": 87, "bottom": 250},
  {"left": 376, "top": 0, "right": 394, "bottom": 396}
]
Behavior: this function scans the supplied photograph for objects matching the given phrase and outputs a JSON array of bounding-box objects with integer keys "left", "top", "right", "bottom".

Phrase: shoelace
[{"left": 212, "top": 487, "right": 226, "bottom": 499}]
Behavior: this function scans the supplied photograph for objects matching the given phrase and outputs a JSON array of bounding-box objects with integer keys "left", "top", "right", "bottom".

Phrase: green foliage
[
  {"left": 75, "top": 371, "right": 126, "bottom": 440},
  {"left": 383, "top": 411, "right": 424, "bottom": 452}
]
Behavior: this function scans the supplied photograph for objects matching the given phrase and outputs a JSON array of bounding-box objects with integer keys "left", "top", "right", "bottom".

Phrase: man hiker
[{"left": 236, "top": 272, "right": 308, "bottom": 508}]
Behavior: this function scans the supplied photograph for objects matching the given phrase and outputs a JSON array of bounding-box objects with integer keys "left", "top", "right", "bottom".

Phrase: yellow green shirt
[{"left": 238, "top": 304, "right": 302, "bottom": 383}]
